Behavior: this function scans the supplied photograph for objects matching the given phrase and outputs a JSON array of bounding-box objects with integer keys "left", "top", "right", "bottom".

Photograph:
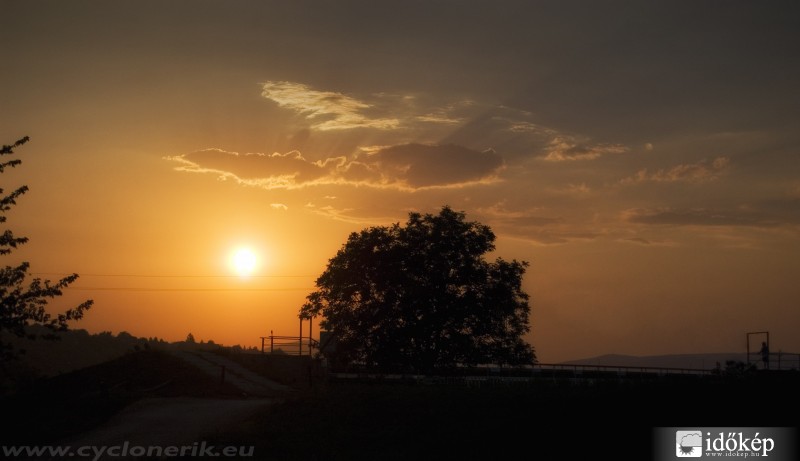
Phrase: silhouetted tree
[
  {"left": 301, "top": 206, "right": 535, "bottom": 372},
  {"left": 0, "top": 137, "right": 92, "bottom": 361},
  {"left": 185, "top": 332, "right": 196, "bottom": 343}
]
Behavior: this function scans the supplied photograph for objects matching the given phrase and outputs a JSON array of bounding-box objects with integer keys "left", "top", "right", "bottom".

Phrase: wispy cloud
[
  {"left": 166, "top": 143, "right": 504, "bottom": 191},
  {"left": 166, "top": 149, "right": 335, "bottom": 189},
  {"left": 474, "top": 203, "right": 601, "bottom": 245},
  {"left": 618, "top": 237, "right": 679, "bottom": 247},
  {"left": 621, "top": 157, "right": 730, "bottom": 184},
  {"left": 498, "top": 118, "right": 557, "bottom": 135},
  {"left": 622, "top": 207, "right": 778, "bottom": 227},
  {"left": 547, "top": 183, "right": 592, "bottom": 197},
  {"left": 260, "top": 81, "right": 479, "bottom": 133},
  {"left": 623, "top": 237, "right": 652, "bottom": 245},
  {"left": 303, "top": 203, "right": 400, "bottom": 225},
  {"left": 415, "top": 113, "right": 463, "bottom": 124},
  {"left": 540, "top": 136, "right": 628, "bottom": 162},
  {"left": 261, "top": 81, "right": 400, "bottom": 131},
  {"left": 787, "top": 182, "right": 800, "bottom": 198}
]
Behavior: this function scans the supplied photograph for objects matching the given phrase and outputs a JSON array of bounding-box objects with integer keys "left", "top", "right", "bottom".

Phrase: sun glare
[{"left": 231, "top": 247, "right": 258, "bottom": 276}]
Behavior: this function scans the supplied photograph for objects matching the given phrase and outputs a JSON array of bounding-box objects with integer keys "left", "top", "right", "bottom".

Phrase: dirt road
[
  {"left": 169, "top": 350, "right": 293, "bottom": 397},
  {"left": 52, "top": 351, "right": 293, "bottom": 459},
  {"left": 60, "top": 397, "right": 271, "bottom": 458}
]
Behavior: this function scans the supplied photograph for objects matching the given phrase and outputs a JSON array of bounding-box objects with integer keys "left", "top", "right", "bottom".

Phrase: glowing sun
[{"left": 230, "top": 247, "right": 258, "bottom": 276}]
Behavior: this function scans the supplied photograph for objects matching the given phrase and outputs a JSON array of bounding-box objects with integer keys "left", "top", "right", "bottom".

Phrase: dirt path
[
  {"left": 52, "top": 352, "right": 293, "bottom": 459},
  {"left": 61, "top": 397, "right": 271, "bottom": 456},
  {"left": 169, "top": 350, "right": 293, "bottom": 397}
]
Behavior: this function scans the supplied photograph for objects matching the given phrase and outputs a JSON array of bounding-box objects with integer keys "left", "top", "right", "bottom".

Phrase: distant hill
[
  {"left": 1, "top": 326, "right": 165, "bottom": 378},
  {"left": 563, "top": 353, "right": 751, "bottom": 370},
  {"left": 2, "top": 326, "right": 257, "bottom": 381},
  {"left": 2, "top": 326, "right": 180, "bottom": 376}
]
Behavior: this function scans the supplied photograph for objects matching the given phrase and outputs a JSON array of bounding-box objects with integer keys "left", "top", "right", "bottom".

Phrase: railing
[
  {"left": 747, "top": 352, "right": 800, "bottom": 371},
  {"left": 260, "top": 335, "right": 320, "bottom": 356},
  {"left": 532, "top": 362, "right": 714, "bottom": 376},
  {"left": 328, "top": 363, "right": 717, "bottom": 385}
]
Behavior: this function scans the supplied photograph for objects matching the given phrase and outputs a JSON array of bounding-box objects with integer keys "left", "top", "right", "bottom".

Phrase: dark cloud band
[{"left": 167, "top": 143, "right": 504, "bottom": 191}]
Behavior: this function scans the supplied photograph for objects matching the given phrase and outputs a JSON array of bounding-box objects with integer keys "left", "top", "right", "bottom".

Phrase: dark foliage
[
  {"left": 0, "top": 137, "right": 92, "bottom": 362},
  {"left": 301, "top": 206, "right": 534, "bottom": 372}
]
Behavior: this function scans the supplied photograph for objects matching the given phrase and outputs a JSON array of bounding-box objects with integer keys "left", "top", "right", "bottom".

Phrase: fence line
[
  {"left": 260, "top": 335, "right": 320, "bottom": 356},
  {"left": 328, "top": 358, "right": 799, "bottom": 385},
  {"left": 328, "top": 363, "right": 713, "bottom": 384},
  {"left": 747, "top": 352, "right": 800, "bottom": 371}
]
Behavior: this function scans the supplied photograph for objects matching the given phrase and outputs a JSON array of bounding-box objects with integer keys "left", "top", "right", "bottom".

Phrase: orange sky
[{"left": 2, "top": 1, "right": 800, "bottom": 362}]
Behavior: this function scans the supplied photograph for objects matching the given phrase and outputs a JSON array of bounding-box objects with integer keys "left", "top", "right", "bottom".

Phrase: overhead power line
[
  {"left": 29, "top": 272, "right": 317, "bottom": 293},
  {"left": 31, "top": 272, "right": 317, "bottom": 279},
  {"left": 69, "top": 287, "right": 314, "bottom": 292}
]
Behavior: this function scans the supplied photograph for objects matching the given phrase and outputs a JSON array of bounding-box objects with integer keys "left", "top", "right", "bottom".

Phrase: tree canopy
[
  {"left": 301, "top": 206, "right": 535, "bottom": 372},
  {"left": 0, "top": 137, "right": 92, "bottom": 361}
]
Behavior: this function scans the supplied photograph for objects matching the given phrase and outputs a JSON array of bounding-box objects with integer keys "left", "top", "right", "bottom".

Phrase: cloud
[
  {"left": 477, "top": 203, "right": 561, "bottom": 225},
  {"left": 166, "top": 149, "right": 334, "bottom": 189},
  {"left": 350, "top": 143, "right": 504, "bottom": 189},
  {"left": 166, "top": 143, "right": 504, "bottom": 191},
  {"left": 623, "top": 197, "right": 800, "bottom": 232},
  {"left": 622, "top": 157, "right": 730, "bottom": 184},
  {"left": 259, "top": 82, "right": 636, "bottom": 169},
  {"left": 786, "top": 182, "right": 800, "bottom": 198},
  {"left": 622, "top": 207, "right": 779, "bottom": 228},
  {"left": 433, "top": 104, "right": 635, "bottom": 166},
  {"left": 303, "top": 203, "right": 399, "bottom": 225},
  {"left": 270, "top": 203, "right": 288, "bottom": 211},
  {"left": 756, "top": 197, "right": 800, "bottom": 224},
  {"left": 520, "top": 230, "right": 601, "bottom": 246},
  {"left": 547, "top": 183, "right": 592, "bottom": 196},
  {"left": 261, "top": 81, "right": 400, "bottom": 131},
  {"left": 503, "top": 120, "right": 554, "bottom": 134},
  {"left": 475, "top": 203, "right": 601, "bottom": 245},
  {"left": 541, "top": 136, "right": 628, "bottom": 162},
  {"left": 412, "top": 98, "right": 476, "bottom": 125},
  {"left": 260, "top": 82, "right": 476, "bottom": 132},
  {"left": 304, "top": 204, "right": 358, "bottom": 223},
  {"left": 415, "top": 113, "right": 463, "bottom": 124},
  {"left": 619, "top": 237, "right": 679, "bottom": 247}
]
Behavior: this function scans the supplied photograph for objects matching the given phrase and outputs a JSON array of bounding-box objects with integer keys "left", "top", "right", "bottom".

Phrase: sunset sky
[{"left": 2, "top": 1, "right": 799, "bottom": 363}]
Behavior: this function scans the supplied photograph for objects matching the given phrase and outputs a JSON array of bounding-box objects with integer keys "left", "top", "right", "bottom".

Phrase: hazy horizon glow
[{"left": 2, "top": 1, "right": 799, "bottom": 362}]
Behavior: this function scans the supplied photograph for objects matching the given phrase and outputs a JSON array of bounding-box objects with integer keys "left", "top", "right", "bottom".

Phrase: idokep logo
[
  {"left": 656, "top": 427, "right": 793, "bottom": 461},
  {"left": 675, "top": 430, "right": 703, "bottom": 457}
]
